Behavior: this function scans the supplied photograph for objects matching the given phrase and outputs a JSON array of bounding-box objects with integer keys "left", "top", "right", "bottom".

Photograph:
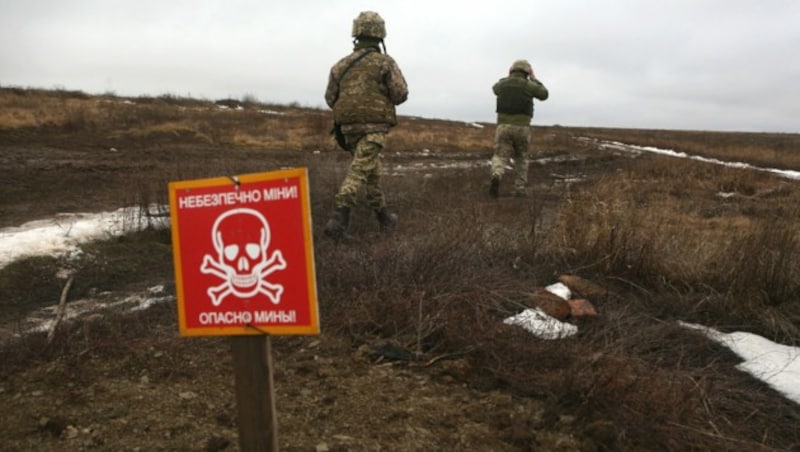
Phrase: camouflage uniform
[
  {"left": 324, "top": 11, "right": 408, "bottom": 239},
  {"left": 490, "top": 60, "right": 548, "bottom": 197}
]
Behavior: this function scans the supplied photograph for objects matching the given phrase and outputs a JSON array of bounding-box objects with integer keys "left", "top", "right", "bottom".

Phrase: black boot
[
  {"left": 324, "top": 206, "right": 350, "bottom": 239},
  {"left": 375, "top": 208, "right": 398, "bottom": 232},
  {"left": 489, "top": 176, "right": 500, "bottom": 198}
]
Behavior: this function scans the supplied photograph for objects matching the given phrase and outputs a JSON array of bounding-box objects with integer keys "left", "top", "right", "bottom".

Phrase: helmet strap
[{"left": 353, "top": 37, "right": 383, "bottom": 52}]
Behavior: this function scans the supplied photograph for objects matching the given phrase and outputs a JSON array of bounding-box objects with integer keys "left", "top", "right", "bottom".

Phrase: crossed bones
[{"left": 200, "top": 250, "right": 287, "bottom": 306}]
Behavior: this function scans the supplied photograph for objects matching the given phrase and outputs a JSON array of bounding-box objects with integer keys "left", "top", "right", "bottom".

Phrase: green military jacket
[
  {"left": 325, "top": 45, "right": 408, "bottom": 132},
  {"left": 493, "top": 72, "right": 548, "bottom": 126}
]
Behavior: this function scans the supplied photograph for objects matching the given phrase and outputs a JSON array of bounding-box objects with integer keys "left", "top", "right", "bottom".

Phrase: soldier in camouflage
[
  {"left": 323, "top": 11, "right": 409, "bottom": 240},
  {"left": 490, "top": 59, "right": 549, "bottom": 198}
]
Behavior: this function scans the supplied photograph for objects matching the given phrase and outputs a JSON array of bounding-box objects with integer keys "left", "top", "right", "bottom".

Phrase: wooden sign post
[
  {"left": 169, "top": 168, "right": 319, "bottom": 450},
  {"left": 230, "top": 335, "right": 278, "bottom": 451}
]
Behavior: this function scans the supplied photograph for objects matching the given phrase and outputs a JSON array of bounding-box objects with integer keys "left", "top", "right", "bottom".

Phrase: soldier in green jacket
[
  {"left": 490, "top": 59, "right": 548, "bottom": 198},
  {"left": 323, "top": 11, "right": 409, "bottom": 240}
]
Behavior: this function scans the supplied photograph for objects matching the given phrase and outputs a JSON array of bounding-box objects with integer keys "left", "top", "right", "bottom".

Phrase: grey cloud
[{"left": 1, "top": 0, "right": 798, "bottom": 132}]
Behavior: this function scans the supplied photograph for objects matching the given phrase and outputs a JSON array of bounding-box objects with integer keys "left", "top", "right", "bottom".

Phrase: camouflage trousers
[
  {"left": 490, "top": 124, "right": 531, "bottom": 192},
  {"left": 334, "top": 132, "right": 387, "bottom": 210}
]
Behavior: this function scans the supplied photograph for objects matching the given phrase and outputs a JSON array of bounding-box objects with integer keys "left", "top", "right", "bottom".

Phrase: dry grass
[
  {"left": 0, "top": 86, "right": 582, "bottom": 157},
  {"left": 572, "top": 126, "right": 800, "bottom": 170},
  {"left": 550, "top": 154, "right": 800, "bottom": 340},
  {"left": 2, "top": 86, "right": 800, "bottom": 450}
]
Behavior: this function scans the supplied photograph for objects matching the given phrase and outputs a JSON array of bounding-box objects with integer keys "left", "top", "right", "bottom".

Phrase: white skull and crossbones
[{"left": 200, "top": 208, "right": 287, "bottom": 306}]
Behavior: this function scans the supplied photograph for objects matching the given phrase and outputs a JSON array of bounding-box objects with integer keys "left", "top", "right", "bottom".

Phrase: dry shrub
[
  {"left": 546, "top": 151, "right": 800, "bottom": 347},
  {"left": 548, "top": 172, "right": 670, "bottom": 283},
  {"left": 711, "top": 217, "right": 800, "bottom": 304},
  {"left": 316, "top": 208, "right": 513, "bottom": 345},
  {"left": 702, "top": 216, "right": 800, "bottom": 341},
  {"left": 0, "top": 256, "right": 63, "bottom": 312},
  {"left": 0, "top": 298, "right": 184, "bottom": 376},
  {"left": 313, "top": 164, "right": 554, "bottom": 359},
  {"left": 309, "top": 166, "right": 753, "bottom": 447},
  {"left": 471, "top": 296, "right": 800, "bottom": 450},
  {"left": 551, "top": 156, "right": 800, "bottom": 278}
]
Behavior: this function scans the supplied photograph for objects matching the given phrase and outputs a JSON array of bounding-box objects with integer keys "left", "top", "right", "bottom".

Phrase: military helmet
[
  {"left": 352, "top": 11, "right": 386, "bottom": 39},
  {"left": 509, "top": 59, "right": 532, "bottom": 76}
]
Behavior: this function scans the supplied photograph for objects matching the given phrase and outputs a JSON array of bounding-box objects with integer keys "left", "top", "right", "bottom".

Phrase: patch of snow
[
  {"left": 503, "top": 282, "right": 577, "bottom": 339},
  {"left": 503, "top": 308, "right": 578, "bottom": 339},
  {"left": 681, "top": 322, "right": 800, "bottom": 405},
  {"left": 590, "top": 138, "right": 800, "bottom": 181},
  {"left": 545, "top": 282, "right": 571, "bottom": 300},
  {"left": 0, "top": 207, "right": 163, "bottom": 269}
]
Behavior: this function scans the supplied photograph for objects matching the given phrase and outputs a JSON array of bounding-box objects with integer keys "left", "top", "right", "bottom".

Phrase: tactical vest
[
  {"left": 333, "top": 52, "right": 397, "bottom": 126},
  {"left": 495, "top": 77, "right": 533, "bottom": 117}
]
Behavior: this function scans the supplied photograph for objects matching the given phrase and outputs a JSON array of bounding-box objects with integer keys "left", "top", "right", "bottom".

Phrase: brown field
[{"left": 1, "top": 86, "right": 799, "bottom": 451}]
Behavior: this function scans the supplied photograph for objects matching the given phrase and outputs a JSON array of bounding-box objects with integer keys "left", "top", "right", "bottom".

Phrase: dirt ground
[
  {"left": 0, "top": 125, "right": 606, "bottom": 451},
  {"left": 3, "top": 117, "right": 798, "bottom": 451},
  {"left": 1, "top": 306, "right": 580, "bottom": 451}
]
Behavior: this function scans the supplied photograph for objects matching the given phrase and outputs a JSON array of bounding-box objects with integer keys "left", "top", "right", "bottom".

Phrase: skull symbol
[{"left": 200, "top": 208, "right": 287, "bottom": 306}]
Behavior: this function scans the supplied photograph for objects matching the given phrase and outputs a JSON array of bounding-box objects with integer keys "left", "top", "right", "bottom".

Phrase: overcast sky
[{"left": 1, "top": 0, "right": 799, "bottom": 133}]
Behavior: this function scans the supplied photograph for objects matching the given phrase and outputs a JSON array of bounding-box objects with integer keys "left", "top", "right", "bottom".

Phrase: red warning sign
[{"left": 168, "top": 168, "right": 319, "bottom": 336}]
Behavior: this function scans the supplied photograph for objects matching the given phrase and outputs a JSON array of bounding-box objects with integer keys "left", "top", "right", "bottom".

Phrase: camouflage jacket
[
  {"left": 493, "top": 73, "right": 548, "bottom": 126},
  {"left": 325, "top": 47, "right": 408, "bottom": 133}
]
